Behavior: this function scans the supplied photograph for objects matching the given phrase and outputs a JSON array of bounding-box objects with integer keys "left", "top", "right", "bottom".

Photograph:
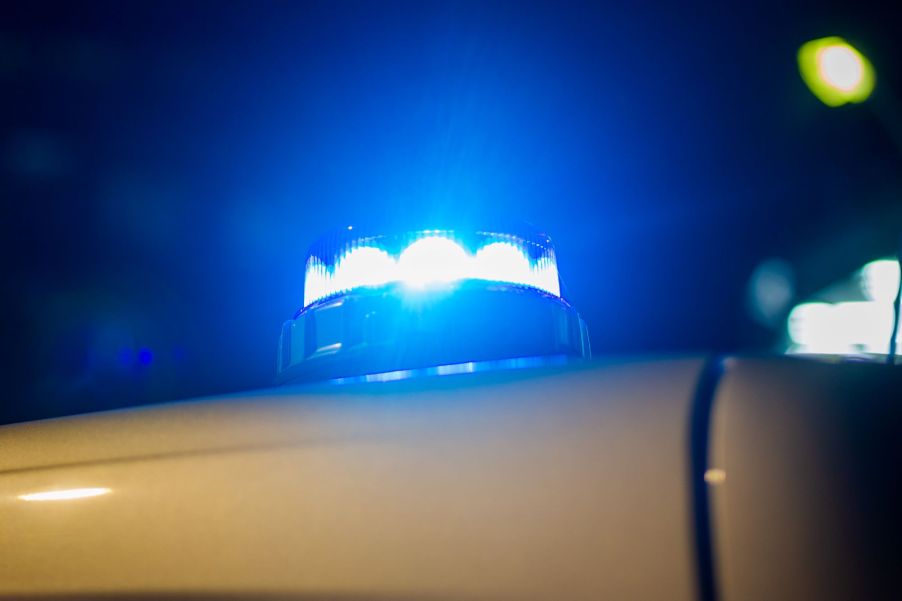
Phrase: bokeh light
[
  {"left": 860, "top": 259, "right": 901, "bottom": 302},
  {"left": 787, "top": 257, "right": 901, "bottom": 356},
  {"left": 819, "top": 45, "right": 865, "bottom": 91},
  {"left": 798, "top": 37, "right": 875, "bottom": 107}
]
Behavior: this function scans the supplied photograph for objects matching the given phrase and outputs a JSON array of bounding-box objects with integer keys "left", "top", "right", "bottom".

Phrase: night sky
[{"left": 3, "top": 0, "right": 901, "bottom": 423}]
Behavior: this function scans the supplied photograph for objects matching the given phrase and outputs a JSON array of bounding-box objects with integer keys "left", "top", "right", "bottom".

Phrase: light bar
[
  {"left": 278, "top": 225, "right": 590, "bottom": 385},
  {"left": 303, "top": 230, "right": 561, "bottom": 308}
]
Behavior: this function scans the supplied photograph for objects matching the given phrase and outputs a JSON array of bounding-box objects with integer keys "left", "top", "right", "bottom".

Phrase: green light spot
[{"left": 798, "top": 37, "right": 875, "bottom": 107}]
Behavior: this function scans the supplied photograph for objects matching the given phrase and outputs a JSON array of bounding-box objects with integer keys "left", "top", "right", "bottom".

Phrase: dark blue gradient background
[{"left": 3, "top": 0, "right": 901, "bottom": 422}]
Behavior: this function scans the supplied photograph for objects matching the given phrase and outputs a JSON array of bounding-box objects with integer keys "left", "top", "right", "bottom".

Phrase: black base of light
[{"left": 276, "top": 281, "right": 590, "bottom": 385}]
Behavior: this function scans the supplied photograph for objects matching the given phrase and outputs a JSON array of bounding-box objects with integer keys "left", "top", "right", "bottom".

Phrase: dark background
[{"left": 3, "top": 0, "right": 901, "bottom": 423}]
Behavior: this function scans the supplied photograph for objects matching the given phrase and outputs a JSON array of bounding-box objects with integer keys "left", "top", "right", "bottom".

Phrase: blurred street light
[
  {"left": 791, "top": 37, "right": 902, "bottom": 360},
  {"left": 798, "top": 37, "right": 875, "bottom": 107}
]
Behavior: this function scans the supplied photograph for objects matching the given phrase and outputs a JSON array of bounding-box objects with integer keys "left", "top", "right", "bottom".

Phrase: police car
[{"left": 2, "top": 227, "right": 900, "bottom": 600}]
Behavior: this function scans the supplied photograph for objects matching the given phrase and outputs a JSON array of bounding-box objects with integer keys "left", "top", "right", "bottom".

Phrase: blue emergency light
[{"left": 277, "top": 227, "right": 590, "bottom": 384}]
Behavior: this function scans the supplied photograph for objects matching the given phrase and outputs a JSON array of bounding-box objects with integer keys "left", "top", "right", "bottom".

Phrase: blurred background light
[
  {"left": 860, "top": 258, "right": 901, "bottom": 302},
  {"left": 747, "top": 258, "right": 796, "bottom": 327},
  {"left": 820, "top": 45, "right": 865, "bottom": 91},
  {"left": 136, "top": 347, "right": 154, "bottom": 366},
  {"left": 786, "top": 257, "right": 901, "bottom": 356},
  {"left": 798, "top": 37, "right": 876, "bottom": 107},
  {"left": 788, "top": 302, "right": 839, "bottom": 352}
]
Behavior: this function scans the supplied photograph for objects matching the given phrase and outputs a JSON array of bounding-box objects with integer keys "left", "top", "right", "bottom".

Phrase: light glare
[
  {"left": 303, "top": 233, "right": 563, "bottom": 307},
  {"left": 18, "top": 487, "right": 111, "bottom": 502},
  {"left": 474, "top": 242, "right": 532, "bottom": 286},
  {"left": 788, "top": 300, "right": 897, "bottom": 355},
  {"left": 398, "top": 236, "right": 470, "bottom": 287},
  {"left": 798, "top": 37, "right": 875, "bottom": 107},
  {"left": 334, "top": 246, "right": 397, "bottom": 293},
  {"left": 861, "top": 259, "right": 900, "bottom": 302},
  {"left": 818, "top": 45, "right": 864, "bottom": 91},
  {"left": 787, "top": 257, "right": 902, "bottom": 356},
  {"left": 304, "top": 257, "right": 330, "bottom": 308},
  {"left": 704, "top": 468, "right": 727, "bottom": 485}
]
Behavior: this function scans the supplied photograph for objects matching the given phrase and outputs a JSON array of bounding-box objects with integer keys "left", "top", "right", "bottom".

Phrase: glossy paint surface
[
  {"left": 0, "top": 358, "right": 703, "bottom": 600},
  {"left": 709, "top": 357, "right": 902, "bottom": 600}
]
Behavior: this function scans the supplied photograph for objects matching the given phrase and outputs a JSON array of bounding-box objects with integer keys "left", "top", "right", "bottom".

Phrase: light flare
[
  {"left": 18, "top": 487, "right": 112, "bottom": 502},
  {"left": 303, "top": 234, "right": 562, "bottom": 307}
]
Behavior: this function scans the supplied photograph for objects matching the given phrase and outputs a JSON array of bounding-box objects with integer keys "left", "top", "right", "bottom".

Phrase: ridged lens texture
[{"left": 303, "top": 230, "right": 561, "bottom": 309}]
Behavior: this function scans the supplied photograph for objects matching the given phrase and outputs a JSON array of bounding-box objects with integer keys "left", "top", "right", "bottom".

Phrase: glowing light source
[
  {"left": 788, "top": 300, "right": 897, "bottom": 355},
  {"left": 302, "top": 231, "right": 563, "bottom": 307},
  {"left": 474, "top": 242, "right": 532, "bottom": 287},
  {"left": 861, "top": 259, "right": 901, "bottom": 302},
  {"left": 747, "top": 258, "right": 795, "bottom": 326},
  {"left": 304, "top": 257, "right": 331, "bottom": 308},
  {"left": 280, "top": 227, "right": 589, "bottom": 385},
  {"left": 798, "top": 37, "right": 875, "bottom": 107},
  {"left": 18, "top": 487, "right": 111, "bottom": 502},
  {"left": 786, "top": 257, "right": 901, "bottom": 356},
  {"left": 398, "top": 236, "right": 470, "bottom": 287},
  {"left": 788, "top": 302, "right": 842, "bottom": 353},
  {"left": 531, "top": 253, "right": 561, "bottom": 298},
  {"left": 819, "top": 45, "right": 864, "bottom": 91},
  {"left": 334, "top": 246, "right": 397, "bottom": 293}
]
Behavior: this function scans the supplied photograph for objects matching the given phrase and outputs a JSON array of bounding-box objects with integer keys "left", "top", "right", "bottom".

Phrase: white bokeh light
[
  {"left": 861, "top": 259, "right": 901, "bottom": 303},
  {"left": 788, "top": 299, "right": 898, "bottom": 356},
  {"left": 818, "top": 45, "right": 865, "bottom": 92}
]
